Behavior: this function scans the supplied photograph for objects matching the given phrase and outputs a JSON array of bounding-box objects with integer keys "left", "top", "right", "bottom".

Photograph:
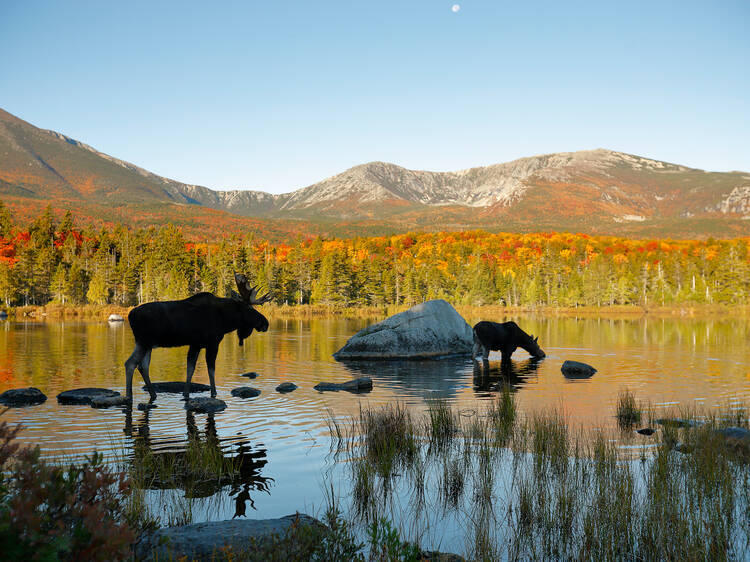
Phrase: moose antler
[{"left": 234, "top": 273, "right": 272, "bottom": 305}]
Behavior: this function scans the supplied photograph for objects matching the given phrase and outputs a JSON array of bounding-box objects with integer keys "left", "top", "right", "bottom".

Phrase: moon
[{"left": 451, "top": 4, "right": 460, "bottom": 12}]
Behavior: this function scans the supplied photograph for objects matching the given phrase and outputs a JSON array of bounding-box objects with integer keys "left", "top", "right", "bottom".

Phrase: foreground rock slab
[
  {"left": 57, "top": 388, "right": 120, "bottom": 405},
  {"left": 185, "top": 397, "right": 226, "bottom": 413},
  {"left": 231, "top": 386, "right": 261, "bottom": 398},
  {"left": 0, "top": 387, "right": 47, "bottom": 406},
  {"left": 90, "top": 395, "right": 131, "bottom": 408},
  {"left": 276, "top": 382, "right": 297, "bottom": 393},
  {"left": 143, "top": 381, "right": 211, "bottom": 393},
  {"left": 314, "top": 377, "right": 373, "bottom": 393},
  {"left": 561, "top": 360, "right": 597, "bottom": 378},
  {"left": 135, "top": 514, "right": 324, "bottom": 561},
  {"left": 334, "top": 299, "right": 473, "bottom": 360}
]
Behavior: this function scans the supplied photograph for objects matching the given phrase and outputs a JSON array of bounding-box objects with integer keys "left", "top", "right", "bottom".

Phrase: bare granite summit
[{"left": 333, "top": 300, "right": 473, "bottom": 360}]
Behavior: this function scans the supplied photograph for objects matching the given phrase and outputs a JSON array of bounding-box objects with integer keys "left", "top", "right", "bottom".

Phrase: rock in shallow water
[
  {"left": 143, "top": 381, "right": 211, "bottom": 393},
  {"left": 231, "top": 386, "right": 261, "bottom": 398},
  {"left": 0, "top": 387, "right": 47, "bottom": 406},
  {"left": 57, "top": 388, "right": 120, "bottom": 405},
  {"left": 275, "top": 382, "right": 297, "bottom": 393},
  {"left": 561, "top": 360, "right": 597, "bottom": 378},
  {"left": 134, "top": 514, "right": 325, "bottom": 561},
  {"left": 137, "top": 403, "right": 158, "bottom": 411},
  {"left": 333, "top": 299, "right": 473, "bottom": 360},
  {"left": 184, "top": 397, "right": 226, "bottom": 413},
  {"left": 90, "top": 395, "right": 131, "bottom": 408},
  {"left": 107, "top": 314, "right": 124, "bottom": 322},
  {"left": 314, "top": 377, "right": 373, "bottom": 393},
  {"left": 238, "top": 371, "right": 260, "bottom": 379}
]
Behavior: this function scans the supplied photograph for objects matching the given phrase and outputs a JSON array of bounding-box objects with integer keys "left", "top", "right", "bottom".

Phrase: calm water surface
[{"left": 0, "top": 314, "right": 748, "bottom": 534}]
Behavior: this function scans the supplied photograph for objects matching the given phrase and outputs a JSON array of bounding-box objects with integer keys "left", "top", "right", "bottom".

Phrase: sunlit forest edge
[{"left": 1, "top": 202, "right": 748, "bottom": 313}]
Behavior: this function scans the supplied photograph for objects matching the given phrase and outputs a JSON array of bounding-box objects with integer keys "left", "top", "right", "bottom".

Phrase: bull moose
[
  {"left": 472, "top": 321, "right": 545, "bottom": 363},
  {"left": 125, "top": 273, "right": 271, "bottom": 401}
]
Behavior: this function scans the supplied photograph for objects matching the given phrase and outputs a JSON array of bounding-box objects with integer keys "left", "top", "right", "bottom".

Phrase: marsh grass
[
  {"left": 325, "top": 395, "right": 750, "bottom": 561},
  {"left": 616, "top": 388, "right": 643, "bottom": 428}
]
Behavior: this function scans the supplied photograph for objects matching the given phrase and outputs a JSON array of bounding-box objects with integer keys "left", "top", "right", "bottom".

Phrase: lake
[{"left": 0, "top": 313, "right": 748, "bottom": 543}]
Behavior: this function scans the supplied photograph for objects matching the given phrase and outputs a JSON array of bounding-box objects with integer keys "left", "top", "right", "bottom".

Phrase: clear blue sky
[{"left": 1, "top": 1, "right": 748, "bottom": 193}]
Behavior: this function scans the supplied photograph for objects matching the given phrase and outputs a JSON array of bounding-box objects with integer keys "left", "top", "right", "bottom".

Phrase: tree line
[{"left": 0, "top": 202, "right": 748, "bottom": 309}]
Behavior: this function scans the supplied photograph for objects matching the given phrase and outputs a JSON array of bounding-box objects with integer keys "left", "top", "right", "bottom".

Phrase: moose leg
[
  {"left": 138, "top": 349, "right": 156, "bottom": 401},
  {"left": 125, "top": 343, "right": 147, "bottom": 400},
  {"left": 184, "top": 345, "right": 200, "bottom": 400},
  {"left": 205, "top": 344, "right": 219, "bottom": 398}
]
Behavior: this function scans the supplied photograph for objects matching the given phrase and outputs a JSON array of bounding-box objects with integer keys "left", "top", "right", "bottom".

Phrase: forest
[{"left": 0, "top": 202, "right": 748, "bottom": 309}]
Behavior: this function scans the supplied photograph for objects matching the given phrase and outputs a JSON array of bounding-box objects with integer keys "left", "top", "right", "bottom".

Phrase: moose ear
[
  {"left": 234, "top": 272, "right": 252, "bottom": 302},
  {"left": 533, "top": 336, "right": 538, "bottom": 343}
]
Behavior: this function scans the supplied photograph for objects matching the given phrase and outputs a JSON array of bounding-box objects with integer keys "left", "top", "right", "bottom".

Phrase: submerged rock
[
  {"left": 333, "top": 299, "right": 473, "bottom": 360},
  {"left": 0, "top": 387, "right": 47, "bottom": 407},
  {"left": 655, "top": 418, "right": 703, "bottom": 429},
  {"left": 90, "top": 395, "right": 131, "bottom": 408},
  {"left": 636, "top": 428, "right": 656, "bottom": 436},
  {"left": 143, "top": 381, "right": 211, "bottom": 393},
  {"left": 314, "top": 377, "right": 373, "bottom": 393},
  {"left": 135, "top": 514, "right": 325, "bottom": 561},
  {"left": 276, "top": 382, "right": 297, "bottom": 393},
  {"left": 107, "top": 313, "right": 124, "bottom": 322},
  {"left": 231, "top": 386, "right": 261, "bottom": 398},
  {"left": 561, "top": 360, "right": 597, "bottom": 378},
  {"left": 238, "top": 371, "right": 260, "bottom": 379},
  {"left": 137, "top": 403, "right": 158, "bottom": 411},
  {"left": 57, "top": 388, "right": 120, "bottom": 405},
  {"left": 184, "top": 397, "right": 226, "bottom": 413}
]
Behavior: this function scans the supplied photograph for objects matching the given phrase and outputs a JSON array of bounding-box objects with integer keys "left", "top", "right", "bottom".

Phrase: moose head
[{"left": 233, "top": 273, "right": 272, "bottom": 346}]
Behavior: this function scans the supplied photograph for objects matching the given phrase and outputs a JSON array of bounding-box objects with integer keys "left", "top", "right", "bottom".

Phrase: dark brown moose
[
  {"left": 472, "top": 321, "right": 545, "bottom": 363},
  {"left": 125, "top": 273, "right": 271, "bottom": 401}
]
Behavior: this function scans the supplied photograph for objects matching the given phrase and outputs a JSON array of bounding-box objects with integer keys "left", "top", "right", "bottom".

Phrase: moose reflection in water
[
  {"left": 124, "top": 273, "right": 272, "bottom": 401},
  {"left": 472, "top": 357, "right": 542, "bottom": 396},
  {"left": 124, "top": 408, "right": 273, "bottom": 516}
]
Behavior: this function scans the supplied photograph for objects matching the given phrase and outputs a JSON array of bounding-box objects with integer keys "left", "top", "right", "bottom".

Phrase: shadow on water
[
  {"left": 472, "top": 357, "right": 543, "bottom": 396},
  {"left": 124, "top": 408, "right": 273, "bottom": 517},
  {"left": 339, "top": 357, "right": 474, "bottom": 401}
]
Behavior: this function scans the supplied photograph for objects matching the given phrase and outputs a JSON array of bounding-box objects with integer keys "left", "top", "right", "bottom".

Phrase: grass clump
[
  {"left": 359, "top": 403, "right": 418, "bottom": 478},
  {"left": 615, "top": 389, "right": 642, "bottom": 428},
  {"left": 426, "top": 399, "right": 460, "bottom": 449}
]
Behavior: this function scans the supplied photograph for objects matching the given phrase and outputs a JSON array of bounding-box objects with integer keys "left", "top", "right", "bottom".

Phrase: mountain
[{"left": 2, "top": 107, "right": 749, "bottom": 239}]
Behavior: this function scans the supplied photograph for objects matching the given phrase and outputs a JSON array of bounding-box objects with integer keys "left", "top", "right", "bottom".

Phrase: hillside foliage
[{"left": 0, "top": 202, "right": 748, "bottom": 309}]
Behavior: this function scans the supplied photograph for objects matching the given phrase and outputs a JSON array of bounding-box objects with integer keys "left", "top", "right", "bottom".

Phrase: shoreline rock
[
  {"left": 0, "top": 387, "right": 47, "bottom": 407},
  {"left": 334, "top": 300, "right": 473, "bottom": 360},
  {"left": 57, "top": 388, "right": 120, "bottom": 405},
  {"left": 314, "top": 377, "right": 373, "bottom": 393}
]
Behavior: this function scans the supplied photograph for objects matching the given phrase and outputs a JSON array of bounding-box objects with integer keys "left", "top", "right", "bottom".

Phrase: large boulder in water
[
  {"left": 333, "top": 300, "right": 473, "bottom": 360},
  {"left": 0, "top": 387, "right": 47, "bottom": 406}
]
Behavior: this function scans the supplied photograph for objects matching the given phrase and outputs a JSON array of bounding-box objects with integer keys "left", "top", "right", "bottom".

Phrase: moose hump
[{"left": 333, "top": 300, "right": 473, "bottom": 360}]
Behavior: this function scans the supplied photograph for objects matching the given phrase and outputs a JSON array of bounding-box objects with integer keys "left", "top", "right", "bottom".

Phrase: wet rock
[
  {"left": 143, "top": 381, "right": 211, "bottom": 393},
  {"left": 561, "top": 360, "right": 597, "bottom": 378},
  {"left": 138, "top": 403, "right": 158, "bottom": 411},
  {"left": 314, "top": 377, "right": 373, "bottom": 393},
  {"left": 107, "top": 314, "right": 124, "bottom": 322},
  {"left": 238, "top": 371, "right": 259, "bottom": 379},
  {"left": 420, "top": 550, "right": 467, "bottom": 562},
  {"left": 715, "top": 426, "right": 750, "bottom": 456},
  {"left": 655, "top": 418, "right": 703, "bottom": 429},
  {"left": 636, "top": 428, "right": 656, "bottom": 436},
  {"left": 276, "top": 382, "right": 297, "bottom": 393},
  {"left": 90, "top": 395, "right": 131, "bottom": 408},
  {"left": 231, "top": 386, "right": 261, "bottom": 398},
  {"left": 185, "top": 397, "right": 226, "bottom": 413},
  {"left": 333, "top": 299, "right": 473, "bottom": 360},
  {"left": 0, "top": 387, "right": 47, "bottom": 406},
  {"left": 57, "top": 388, "right": 120, "bottom": 405},
  {"left": 134, "top": 514, "right": 325, "bottom": 561}
]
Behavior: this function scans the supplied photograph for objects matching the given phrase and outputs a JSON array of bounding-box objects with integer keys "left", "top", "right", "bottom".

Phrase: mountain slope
[{"left": 1, "top": 108, "right": 749, "bottom": 238}]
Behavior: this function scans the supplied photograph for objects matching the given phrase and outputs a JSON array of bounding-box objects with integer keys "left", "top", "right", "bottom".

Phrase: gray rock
[
  {"left": 715, "top": 426, "right": 750, "bottom": 455},
  {"left": 0, "top": 387, "right": 47, "bottom": 406},
  {"left": 185, "top": 397, "right": 226, "bottom": 413},
  {"left": 314, "top": 377, "right": 373, "bottom": 393},
  {"left": 276, "top": 382, "right": 297, "bottom": 393},
  {"left": 238, "top": 371, "right": 260, "bottom": 378},
  {"left": 137, "top": 403, "right": 158, "bottom": 411},
  {"left": 561, "top": 360, "right": 597, "bottom": 378},
  {"left": 231, "top": 386, "right": 261, "bottom": 398},
  {"left": 107, "top": 313, "right": 124, "bottom": 322},
  {"left": 57, "top": 388, "right": 120, "bottom": 405},
  {"left": 90, "top": 395, "right": 131, "bottom": 408},
  {"left": 135, "top": 514, "right": 325, "bottom": 561},
  {"left": 143, "top": 381, "right": 211, "bottom": 393},
  {"left": 333, "top": 299, "right": 473, "bottom": 360}
]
